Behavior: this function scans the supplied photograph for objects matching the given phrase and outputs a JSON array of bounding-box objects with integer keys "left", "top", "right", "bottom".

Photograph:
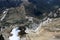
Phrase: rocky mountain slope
[{"left": 0, "top": 0, "right": 60, "bottom": 40}]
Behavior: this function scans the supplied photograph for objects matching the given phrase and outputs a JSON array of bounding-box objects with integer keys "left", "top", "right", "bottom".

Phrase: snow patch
[
  {"left": 0, "top": 9, "right": 9, "bottom": 21},
  {"left": 9, "top": 27, "right": 21, "bottom": 40}
]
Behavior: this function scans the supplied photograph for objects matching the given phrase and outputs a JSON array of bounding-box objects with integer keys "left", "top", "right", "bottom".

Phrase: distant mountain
[
  {"left": 0, "top": 0, "right": 60, "bottom": 18},
  {"left": 0, "top": 0, "right": 60, "bottom": 11},
  {"left": 28, "top": 0, "right": 60, "bottom": 12},
  {"left": 0, "top": 0, "right": 22, "bottom": 8}
]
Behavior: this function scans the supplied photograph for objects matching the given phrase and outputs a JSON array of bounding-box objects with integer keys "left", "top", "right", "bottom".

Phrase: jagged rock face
[{"left": 0, "top": 5, "right": 26, "bottom": 23}]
